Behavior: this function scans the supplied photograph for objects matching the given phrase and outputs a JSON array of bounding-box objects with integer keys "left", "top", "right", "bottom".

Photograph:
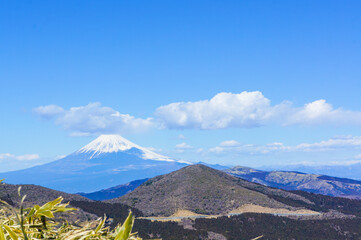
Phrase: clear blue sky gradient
[{"left": 1, "top": 1, "right": 361, "bottom": 170}]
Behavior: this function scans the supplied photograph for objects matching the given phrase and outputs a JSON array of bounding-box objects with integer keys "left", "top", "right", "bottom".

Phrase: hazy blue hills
[
  {"left": 262, "top": 164, "right": 361, "bottom": 181},
  {"left": 225, "top": 166, "right": 361, "bottom": 199},
  {"left": 79, "top": 178, "right": 149, "bottom": 200},
  {"left": 77, "top": 163, "right": 361, "bottom": 202}
]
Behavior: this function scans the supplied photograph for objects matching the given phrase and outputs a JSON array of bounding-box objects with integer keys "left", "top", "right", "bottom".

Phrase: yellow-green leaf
[
  {"left": 0, "top": 200, "right": 9, "bottom": 206},
  {"left": 0, "top": 225, "right": 6, "bottom": 240},
  {"left": 251, "top": 236, "right": 263, "bottom": 240},
  {"left": 37, "top": 210, "right": 54, "bottom": 218},
  {"left": 95, "top": 216, "right": 106, "bottom": 234},
  {"left": 3, "top": 224, "right": 18, "bottom": 240},
  {"left": 114, "top": 211, "right": 134, "bottom": 240},
  {"left": 45, "top": 197, "right": 63, "bottom": 207}
]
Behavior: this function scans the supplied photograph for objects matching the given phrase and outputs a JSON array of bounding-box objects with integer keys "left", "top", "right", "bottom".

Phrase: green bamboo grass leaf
[
  {"left": 0, "top": 226, "right": 5, "bottom": 240},
  {"left": 26, "top": 208, "right": 35, "bottom": 220},
  {"left": 43, "top": 197, "right": 63, "bottom": 208},
  {"left": 95, "top": 216, "right": 106, "bottom": 234},
  {"left": 37, "top": 210, "right": 54, "bottom": 218},
  {"left": 114, "top": 211, "right": 134, "bottom": 240},
  {"left": 35, "top": 197, "right": 62, "bottom": 214},
  {"left": 53, "top": 203, "right": 77, "bottom": 213},
  {"left": 19, "top": 195, "right": 29, "bottom": 240},
  {"left": 33, "top": 205, "right": 40, "bottom": 210},
  {"left": 0, "top": 194, "right": 142, "bottom": 240},
  {"left": 2, "top": 224, "right": 18, "bottom": 240},
  {"left": 251, "top": 236, "right": 263, "bottom": 240},
  {"left": 0, "top": 200, "right": 9, "bottom": 206}
]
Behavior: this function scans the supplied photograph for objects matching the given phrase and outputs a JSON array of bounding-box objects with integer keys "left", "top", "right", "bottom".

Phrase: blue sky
[{"left": 1, "top": 0, "right": 361, "bottom": 172}]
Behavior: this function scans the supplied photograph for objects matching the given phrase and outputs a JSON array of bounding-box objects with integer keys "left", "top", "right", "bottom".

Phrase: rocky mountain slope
[
  {"left": 108, "top": 164, "right": 314, "bottom": 217},
  {"left": 225, "top": 166, "right": 361, "bottom": 199}
]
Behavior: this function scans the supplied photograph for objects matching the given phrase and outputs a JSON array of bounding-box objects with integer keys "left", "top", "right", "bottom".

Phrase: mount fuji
[{"left": 2, "top": 135, "right": 190, "bottom": 193}]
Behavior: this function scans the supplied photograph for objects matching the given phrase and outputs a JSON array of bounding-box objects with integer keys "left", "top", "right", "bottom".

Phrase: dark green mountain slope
[
  {"left": 0, "top": 182, "right": 98, "bottom": 223},
  {"left": 194, "top": 213, "right": 361, "bottom": 240},
  {"left": 0, "top": 183, "right": 89, "bottom": 207}
]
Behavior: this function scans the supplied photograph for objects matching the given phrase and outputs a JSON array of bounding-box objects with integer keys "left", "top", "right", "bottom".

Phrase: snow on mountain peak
[
  {"left": 79, "top": 135, "right": 138, "bottom": 153},
  {"left": 77, "top": 134, "right": 177, "bottom": 162}
]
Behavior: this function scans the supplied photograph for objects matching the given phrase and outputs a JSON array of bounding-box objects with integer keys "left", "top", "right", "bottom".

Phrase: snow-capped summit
[
  {"left": 2, "top": 134, "right": 190, "bottom": 193},
  {"left": 77, "top": 134, "right": 175, "bottom": 162},
  {"left": 78, "top": 135, "right": 139, "bottom": 153}
]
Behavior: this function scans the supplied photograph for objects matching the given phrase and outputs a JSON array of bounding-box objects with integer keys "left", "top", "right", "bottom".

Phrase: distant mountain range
[
  {"left": 261, "top": 164, "right": 361, "bottom": 181},
  {"left": 1, "top": 135, "right": 188, "bottom": 193},
  {"left": 79, "top": 178, "right": 149, "bottom": 200},
  {"left": 75, "top": 162, "right": 361, "bottom": 202},
  {"left": 225, "top": 166, "right": 361, "bottom": 199}
]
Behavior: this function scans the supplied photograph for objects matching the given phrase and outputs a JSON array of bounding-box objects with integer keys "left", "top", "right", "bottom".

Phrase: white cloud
[
  {"left": 209, "top": 142, "right": 288, "bottom": 155},
  {"left": 286, "top": 100, "right": 361, "bottom": 126},
  {"left": 295, "top": 135, "right": 361, "bottom": 151},
  {"left": 0, "top": 153, "right": 13, "bottom": 159},
  {"left": 33, "top": 102, "right": 154, "bottom": 136},
  {"left": 0, "top": 153, "right": 40, "bottom": 161},
  {"left": 55, "top": 155, "right": 67, "bottom": 160},
  {"left": 16, "top": 154, "right": 40, "bottom": 161},
  {"left": 209, "top": 146, "right": 225, "bottom": 153},
  {"left": 174, "top": 142, "right": 193, "bottom": 153},
  {"left": 69, "top": 132, "right": 92, "bottom": 137},
  {"left": 156, "top": 91, "right": 281, "bottom": 129},
  {"left": 269, "top": 159, "right": 361, "bottom": 167},
  {"left": 328, "top": 160, "right": 361, "bottom": 166},
  {"left": 0, "top": 154, "right": 56, "bottom": 173},
  {"left": 219, "top": 140, "right": 241, "bottom": 147},
  {"left": 155, "top": 91, "right": 361, "bottom": 129},
  {"left": 178, "top": 134, "right": 186, "bottom": 139},
  {"left": 209, "top": 136, "right": 361, "bottom": 155},
  {"left": 196, "top": 148, "right": 204, "bottom": 153},
  {"left": 33, "top": 105, "right": 65, "bottom": 119},
  {"left": 144, "top": 147, "right": 164, "bottom": 153},
  {"left": 175, "top": 142, "right": 193, "bottom": 149},
  {"left": 34, "top": 92, "right": 361, "bottom": 133}
]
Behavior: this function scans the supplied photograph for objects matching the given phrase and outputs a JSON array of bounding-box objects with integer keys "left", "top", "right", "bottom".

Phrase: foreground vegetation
[{"left": 0, "top": 179, "right": 140, "bottom": 240}]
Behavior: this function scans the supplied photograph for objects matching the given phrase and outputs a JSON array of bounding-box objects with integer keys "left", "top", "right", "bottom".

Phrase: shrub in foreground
[{"left": 0, "top": 179, "right": 141, "bottom": 240}]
